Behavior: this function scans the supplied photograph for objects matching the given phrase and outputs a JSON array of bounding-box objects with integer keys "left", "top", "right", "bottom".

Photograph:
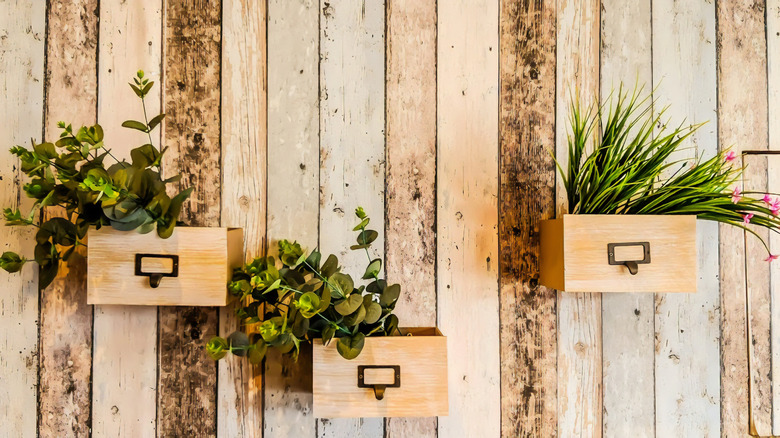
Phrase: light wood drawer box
[
  {"left": 540, "top": 214, "right": 697, "bottom": 293},
  {"left": 312, "top": 327, "right": 448, "bottom": 418},
  {"left": 87, "top": 227, "right": 243, "bottom": 306}
]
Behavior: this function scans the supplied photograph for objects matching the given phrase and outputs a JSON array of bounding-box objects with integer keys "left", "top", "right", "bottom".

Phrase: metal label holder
[
  {"left": 357, "top": 365, "right": 401, "bottom": 401},
  {"left": 607, "top": 241, "right": 651, "bottom": 275},
  {"left": 134, "top": 253, "right": 179, "bottom": 288}
]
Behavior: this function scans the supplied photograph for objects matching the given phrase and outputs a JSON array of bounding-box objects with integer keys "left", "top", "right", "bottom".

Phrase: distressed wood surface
[
  {"left": 598, "top": 1, "right": 653, "bottom": 435},
  {"left": 318, "top": 0, "right": 386, "bottom": 435},
  {"left": 264, "top": 0, "right": 318, "bottom": 435},
  {"left": 716, "top": 1, "right": 769, "bottom": 437},
  {"left": 768, "top": 3, "right": 780, "bottom": 434},
  {"left": 218, "top": 0, "right": 267, "bottom": 436},
  {"left": 0, "top": 1, "right": 44, "bottom": 436},
  {"left": 385, "top": 0, "right": 437, "bottom": 436},
  {"left": 498, "top": 0, "right": 557, "bottom": 437},
  {"left": 653, "top": 0, "right": 720, "bottom": 436},
  {"left": 159, "top": 0, "right": 223, "bottom": 436},
  {"left": 38, "top": 1, "right": 97, "bottom": 436},
  {"left": 92, "top": 1, "right": 162, "bottom": 436},
  {"left": 437, "top": 0, "right": 500, "bottom": 436},
  {"left": 555, "top": 0, "right": 601, "bottom": 436}
]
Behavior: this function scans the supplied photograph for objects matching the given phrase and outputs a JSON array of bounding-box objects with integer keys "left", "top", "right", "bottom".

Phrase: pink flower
[
  {"left": 743, "top": 213, "right": 754, "bottom": 224},
  {"left": 772, "top": 200, "right": 780, "bottom": 216},
  {"left": 763, "top": 194, "right": 774, "bottom": 204},
  {"left": 725, "top": 150, "right": 738, "bottom": 163},
  {"left": 732, "top": 187, "right": 743, "bottom": 204},
  {"left": 766, "top": 254, "right": 779, "bottom": 262}
]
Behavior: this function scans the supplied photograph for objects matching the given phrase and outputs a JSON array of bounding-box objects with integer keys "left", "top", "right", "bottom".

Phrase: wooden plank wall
[{"left": 2, "top": 0, "right": 779, "bottom": 436}]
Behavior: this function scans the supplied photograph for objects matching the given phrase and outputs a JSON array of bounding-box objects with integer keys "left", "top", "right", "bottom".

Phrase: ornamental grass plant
[{"left": 558, "top": 85, "right": 780, "bottom": 260}]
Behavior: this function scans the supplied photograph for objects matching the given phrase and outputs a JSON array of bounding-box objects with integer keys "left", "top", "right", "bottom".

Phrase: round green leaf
[
  {"left": 334, "top": 293, "right": 362, "bottom": 315},
  {"left": 337, "top": 332, "right": 366, "bottom": 360},
  {"left": 206, "top": 336, "right": 229, "bottom": 360}
]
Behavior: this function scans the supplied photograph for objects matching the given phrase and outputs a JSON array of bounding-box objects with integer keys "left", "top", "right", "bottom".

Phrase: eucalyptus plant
[
  {"left": 558, "top": 84, "right": 780, "bottom": 259},
  {"left": 207, "top": 207, "right": 401, "bottom": 363},
  {"left": 1, "top": 70, "right": 192, "bottom": 288}
]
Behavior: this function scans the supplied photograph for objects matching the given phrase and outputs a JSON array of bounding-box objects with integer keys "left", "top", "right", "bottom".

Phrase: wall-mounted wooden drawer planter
[
  {"left": 87, "top": 227, "right": 243, "bottom": 306},
  {"left": 312, "top": 327, "right": 448, "bottom": 418},
  {"left": 540, "top": 214, "right": 697, "bottom": 293}
]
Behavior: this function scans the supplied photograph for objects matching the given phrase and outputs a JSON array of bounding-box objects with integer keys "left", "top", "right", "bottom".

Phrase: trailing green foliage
[
  {"left": 557, "top": 85, "right": 780, "bottom": 254},
  {"left": 1, "top": 70, "right": 192, "bottom": 288},
  {"left": 207, "top": 207, "right": 401, "bottom": 363}
]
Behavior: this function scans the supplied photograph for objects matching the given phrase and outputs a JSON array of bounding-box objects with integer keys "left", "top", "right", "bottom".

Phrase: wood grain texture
[
  {"left": 265, "top": 0, "right": 318, "bottom": 435},
  {"left": 87, "top": 227, "right": 241, "bottom": 306},
  {"left": 312, "top": 330, "right": 448, "bottom": 418},
  {"left": 437, "top": 0, "right": 500, "bottom": 436},
  {"left": 319, "top": 0, "right": 386, "bottom": 435},
  {"left": 0, "top": 1, "right": 44, "bottom": 436},
  {"left": 498, "top": 0, "right": 557, "bottom": 436},
  {"left": 540, "top": 215, "right": 698, "bottom": 293},
  {"left": 92, "top": 1, "right": 161, "bottom": 436},
  {"left": 716, "top": 2, "right": 770, "bottom": 436},
  {"left": 385, "top": 0, "right": 438, "bottom": 435},
  {"left": 39, "top": 0, "right": 97, "bottom": 436},
  {"left": 653, "top": 0, "right": 720, "bottom": 436},
  {"left": 159, "top": 0, "right": 222, "bottom": 435},
  {"left": 767, "top": 4, "right": 780, "bottom": 434},
  {"left": 598, "top": 1, "right": 654, "bottom": 435},
  {"left": 555, "top": 0, "right": 601, "bottom": 435},
  {"left": 218, "top": 0, "right": 267, "bottom": 436}
]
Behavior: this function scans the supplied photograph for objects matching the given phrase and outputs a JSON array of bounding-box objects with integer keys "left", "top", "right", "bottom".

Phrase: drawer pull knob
[
  {"left": 135, "top": 254, "right": 180, "bottom": 288},
  {"left": 607, "top": 242, "right": 650, "bottom": 275},
  {"left": 357, "top": 365, "right": 401, "bottom": 400}
]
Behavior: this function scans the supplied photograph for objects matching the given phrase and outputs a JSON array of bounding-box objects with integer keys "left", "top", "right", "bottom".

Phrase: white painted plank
[
  {"left": 555, "top": 0, "right": 602, "bottom": 436},
  {"left": 318, "top": 0, "right": 385, "bottom": 435},
  {"left": 218, "top": 0, "right": 267, "bottom": 436},
  {"left": 768, "top": 2, "right": 780, "bottom": 434},
  {"left": 264, "top": 0, "right": 319, "bottom": 435},
  {"left": 652, "top": 0, "right": 720, "bottom": 436},
  {"left": 599, "top": 1, "right": 654, "bottom": 436},
  {"left": 0, "top": 1, "right": 44, "bottom": 435},
  {"left": 437, "top": 0, "right": 500, "bottom": 436},
  {"left": 92, "top": 2, "right": 162, "bottom": 436}
]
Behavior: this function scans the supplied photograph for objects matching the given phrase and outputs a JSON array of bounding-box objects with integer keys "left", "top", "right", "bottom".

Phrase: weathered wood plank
[
  {"left": 264, "top": 0, "right": 318, "bottom": 435},
  {"left": 767, "top": 3, "right": 780, "bottom": 434},
  {"left": 158, "top": 0, "right": 222, "bottom": 436},
  {"left": 319, "top": 0, "right": 385, "bottom": 435},
  {"left": 39, "top": 1, "right": 97, "bottom": 436},
  {"left": 716, "top": 1, "right": 769, "bottom": 436},
  {"left": 653, "top": 0, "right": 720, "bottom": 436},
  {"left": 498, "top": 0, "right": 557, "bottom": 437},
  {"left": 0, "top": 1, "right": 44, "bottom": 436},
  {"left": 385, "top": 0, "right": 437, "bottom": 436},
  {"left": 437, "top": 0, "right": 500, "bottom": 436},
  {"left": 218, "top": 0, "right": 267, "bottom": 436},
  {"left": 598, "top": 1, "right": 653, "bottom": 436},
  {"left": 555, "top": 0, "right": 601, "bottom": 436},
  {"left": 92, "top": 1, "right": 162, "bottom": 436}
]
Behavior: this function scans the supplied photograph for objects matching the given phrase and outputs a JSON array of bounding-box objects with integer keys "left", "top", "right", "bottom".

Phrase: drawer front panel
[
  {"left": 87, "top": 227, "right": 239, "bottom": 306},
  {"left": 313, "top": 332, "right": 448, "bottom": 418}
]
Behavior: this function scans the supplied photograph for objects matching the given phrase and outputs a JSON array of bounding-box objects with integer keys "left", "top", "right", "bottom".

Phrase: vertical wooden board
[
  {"left": 385, "top": 0, "right": 437, "bottom": 436},
  {"left": 0, "top": 1, "right": 44, "bottom": 436},
  {"left": 264, "top": 0, "right": 318, "bottom": 435},
  {"left": 715, "top": 1, "right": 769, "bottom": 436},
  {"left": 159, "top": 0, "right": 222, "bottom": 436},
  {"left": 767, "top": 3, "right": 780, "bottom": 433},
  {"left": 555, "top": 0, "right": 601, "bottom": 436},
  {"left": 92, "top": 1, "right": 161, "bottom": 436},
  {"left": 598, "top": 1, "right": 653, "bottom": 436},
  {"left": 498, "top": 1, "right": 557, "bottom": 437},
  {"left": 318, "top": 0, "right": 385, "bottom": 435},
  {"left": 218, "top": 0, "right": 267, "bottom": 436},
  {"left": 653, "top": 0, "right": 720, "bottom": 436},
  {"left": 39, "top": 1, "right": 97, "bottom": 436},
  {"left": 437, "top": 0, "right": 500, "bottom": 437}
]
